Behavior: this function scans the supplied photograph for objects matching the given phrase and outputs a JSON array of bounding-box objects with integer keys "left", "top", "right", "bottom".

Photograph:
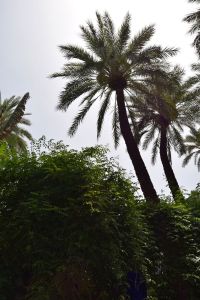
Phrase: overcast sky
[{"left": 0, "top": 0, "right": 199, "bottom": 195}]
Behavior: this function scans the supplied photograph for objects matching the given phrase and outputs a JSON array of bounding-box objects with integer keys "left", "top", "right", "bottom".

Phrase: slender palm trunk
[
  {"left": 116, "top": 89, "right": 159, "bottom": 204},
  {"left": 160, "top": 126, "right": 182, "bottom": 200}
]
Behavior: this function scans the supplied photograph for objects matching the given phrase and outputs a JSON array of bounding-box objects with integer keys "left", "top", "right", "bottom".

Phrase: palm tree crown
[
  {"left": 130, "top": 66, "right": 200, "bottom": 163},
  {"left": 184, "top": 0, "right": 200, "bottom": 56},
  {"left": 183, "top": 128, "right": 200, "bottom": 171},
  {"left": 128, "top": 66, "right": 200, "bottom": 199},
  {"left": 0, "top": 93, "right": 32, "bottom": 152},
  {"left": 51, "top": 12, "right": 176, "bottom": 146}
]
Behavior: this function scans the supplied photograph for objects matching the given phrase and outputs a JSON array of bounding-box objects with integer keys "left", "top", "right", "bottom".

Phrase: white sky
[{"left": 0, "top": 0, "right": 199, "bottom": 195}]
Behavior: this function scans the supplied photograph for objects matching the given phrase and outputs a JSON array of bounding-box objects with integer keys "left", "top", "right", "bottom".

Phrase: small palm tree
[
  {"left": 184, "top": 0, "right": 200, "bottom": 56},
  {"left": 128, "top": 66, "right": 200, "bottom": 199},
  {"left": 183, "top": 128, "right": 200, "bottom": 171},
  {"left": 51, "top": 12, "right": 177, "bottom": 203},
  {"left": 0, "top": 93, "right": 32, "bottom": 152}
]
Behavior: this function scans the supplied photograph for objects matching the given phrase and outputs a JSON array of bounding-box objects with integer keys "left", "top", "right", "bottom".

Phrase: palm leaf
[
  {"left": 57, "top": 80, "right": 95, "bottom": 111},
  {"left": 0, "top": 93, "right": 30, "bottom": 139},
  {"left": 143, "top": 125, "right": 157, "bottom": 150},
  {"left": 126, "top": 25, "right": 155, "bottom": 57},
  {"left": 151, "top": 137, "right": 159, "bottom": 165},
  {"left": 59, "top": 45, "right": 95, "bottom": 63},
  {"left": 97, "top": 90, "right": 112, "bottom": 138},
  {"left": 68, "top": 96, "right": 98, "bottom": 137},
  {"left": 183, "top": 151, "right": 195, "bottom": 167},
  {"left": 117, "top": 13, "right": 131, "bottom": 51}
]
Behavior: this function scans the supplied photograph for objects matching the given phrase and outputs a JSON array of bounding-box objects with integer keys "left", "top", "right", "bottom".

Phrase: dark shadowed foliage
[
  {"left": 0, "top": 139, "right": 146, "bottom": 300},
  {"left": 0, "top": 139, "right": 199, "bottom": 299}
]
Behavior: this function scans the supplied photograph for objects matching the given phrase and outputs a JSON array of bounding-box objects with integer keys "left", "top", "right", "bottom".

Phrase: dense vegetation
[
  {"left": 1, "top": 1, "right": 200, "bottom": 299},
  {"left": 0, "top": 142, "right": 199, "bottom": 299}
]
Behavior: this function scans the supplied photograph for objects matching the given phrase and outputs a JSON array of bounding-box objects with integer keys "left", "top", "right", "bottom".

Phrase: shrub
[
  {"left": 0, "top": 140, "right": 145, "bottom": 300},
  {"left": 0, "top": 139, "right": 199, "bottom": 299}
]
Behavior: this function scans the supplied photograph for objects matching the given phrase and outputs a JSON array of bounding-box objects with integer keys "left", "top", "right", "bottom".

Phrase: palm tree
[
  {"left": 128, "top": 66, "right": 200, "bottom": 199},
  {"left": 51, "top": 12, "right": 177, "bottom": 203},
  {"left": 184, "top": 0, "right": 200, "bottom": 56},
  {"left": 0, "top": 93, "right": 33, "bottom": 152},
  {"left": 183, "top": 128, "right": 200, "bottom": 171}
]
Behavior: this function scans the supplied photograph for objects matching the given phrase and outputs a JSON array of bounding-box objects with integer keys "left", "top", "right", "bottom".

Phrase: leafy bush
[
  {"left": 145, "top": 199, "right": 200, "bottom": 300},
  {"left": 0, "top": 140, "right": 146, "bottom": 300},
  {"left": 0, "top": 139, "right": 199, "bottom": 299}
]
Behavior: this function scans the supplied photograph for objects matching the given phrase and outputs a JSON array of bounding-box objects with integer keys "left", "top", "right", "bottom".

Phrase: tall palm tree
[
  {"left": 184, "top": 0, "right": 200, "bottom": 56},
  {"left": 183, "top": 128, "right": 200, "bottom": 170},
  {"left": 0, "top": 93, "right": 33, "bottom": 152},
  {"left": 51, "top": 12, "right": 177, "bottom": 203},
  {"left": 128, "top": 66, "right": 200, "bottom": 199}
]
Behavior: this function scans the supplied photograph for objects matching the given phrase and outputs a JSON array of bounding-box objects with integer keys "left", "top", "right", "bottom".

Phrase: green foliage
[
  {"left": 0, "top": 139, "right": 199, "bottom": 299},
  {"left": 0, "top": 93, "right": 32, "bottom": 152},
  {"left": 145, "top": 200, "right": 200, "bottom": 299},
  {"left": 0, "top": 139, "right": 145, "bottom": 300}
]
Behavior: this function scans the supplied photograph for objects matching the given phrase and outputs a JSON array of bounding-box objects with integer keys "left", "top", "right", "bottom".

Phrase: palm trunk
[
  {"left": 116, "top": 89, "right": 159, "bottom": 204},
  {"left": 160, "top": 126, "right": 182, "bottom": 200}
]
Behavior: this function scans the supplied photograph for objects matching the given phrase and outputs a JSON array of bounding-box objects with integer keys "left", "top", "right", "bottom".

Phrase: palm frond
[
  {"left": 6, "top": 134, "right": 27, "bottom": 152},
  {"left": 143, "top": 125, "right": 157, "bottom": 150},
  {"left": 171, "top": 126, "right": 186, "bottom": 155},
  {"left": 135, "top": 46, "right": 177, "bottom": 64},
  {"left": 68, "top": 97, "right": 97, "bottom": 137},
  {"left": 117, "top": 13, "right": 131, "bottom": 51},
  {"left": 191, "top": 63, "right": 200, "bottom": 71},
  {"left": 183, "top": 76, "right": 199, "bottom": 89},
  {"left": 0, "top": 93, "right": 30, "bottom": 139},
  {"left": 193, "top": 34, "right": 200, "bottom": 55},
  {"left": 151, "top": 137, "right": 159, "bottom": 165},
  {"left": 11, "top": 126, "right": 32, "bottom": 140},
  {"left": 57, "top": 79, "right": 95, "bottom": 111},
  {"left": 126, "top": 25, "right": 155, "bottom": 57},
  {"left": 194, "top": 149, "right": 200, "bottom": 162},
  {"left": 198, "top": 156, "right": 200, "bottom": 171},
  {"left": 79, "top": 87, "right": 101, "bottom": 106},
  {"left": 80, "top": 21, "right": 105, "bottom": 58},
  {"left": 184, "top": 10, "right": 200, "bottom": 24},
  {"left": 96, "top": 12, "right": 104, "bottom": 34},
  {"left": 97, "top": 90, "right": 112, "bottom": 138},
  {"left": 59, "top": 45, "right": 95, "bottom": 64},
  {"left": 103, "top": 12, "right": 115, "bottom": 43},
  {"left": 183, "top": 151, "right": 195, "bottom": 166},
  {"left": 183, "top": 127, "right": 200, "bottom": 170},
  {"left": 51, "top": 63, "right": 98, "bottom": 79},
  {"left": 19, "top": 117, "right": 31, "bottom": 126}
]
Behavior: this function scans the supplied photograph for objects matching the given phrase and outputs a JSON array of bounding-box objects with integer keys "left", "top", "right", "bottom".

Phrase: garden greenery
[{"left": 0, "top": 139, "right": 199, "bottom": 299}]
